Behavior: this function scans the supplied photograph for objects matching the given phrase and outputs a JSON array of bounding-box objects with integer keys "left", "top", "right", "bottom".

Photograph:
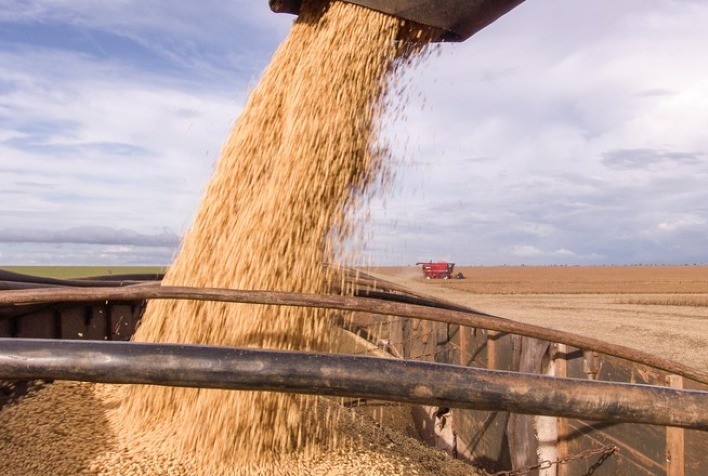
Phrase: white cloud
[
  {"left": 512, "top": 222, "right": 558, "bottom": 238},
  {"left": 510, "top": 245, "right": 543, "bottom": 258},
  {"left": 657, "top": 215, "right": 706, "bottom": 232},
  {"left": 0, "top": 44, "right": 244, "bottom": 236},
  {"left": 366, "top": 0, "right": 708, "bottom": 265},
  {"left": 1, "top": 0, "right": 707, "bottom": 265}
]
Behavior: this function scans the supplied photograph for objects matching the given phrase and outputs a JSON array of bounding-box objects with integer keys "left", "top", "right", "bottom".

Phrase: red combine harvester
[{"left": 416, "top": 261, "right": 463, "bottom": 280}]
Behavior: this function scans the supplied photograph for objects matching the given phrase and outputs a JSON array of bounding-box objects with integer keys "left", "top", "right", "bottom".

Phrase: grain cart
[
  {"left": 1, "top": 268, "right": 707, "bottom": 476},
  {"left": 2, "top": 2, "right": 707, "bottom": 475}
]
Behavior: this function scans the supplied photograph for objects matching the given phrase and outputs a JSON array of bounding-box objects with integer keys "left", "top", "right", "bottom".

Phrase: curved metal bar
[
  {"left": 1, "top": 286, "right": 706, "bottom": 385},
  {"left": 1, "top": 339, "right": 706, "bottom": 430}
]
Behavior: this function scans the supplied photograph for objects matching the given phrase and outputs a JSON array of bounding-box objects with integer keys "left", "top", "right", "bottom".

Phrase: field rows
[{"left": 371, "top": 265, "right": 708, "bottom": 294}]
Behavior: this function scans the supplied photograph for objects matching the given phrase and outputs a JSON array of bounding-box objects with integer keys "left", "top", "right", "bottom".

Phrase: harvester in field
[{"left": 416, "top": 261, "right": 464, "bottom": 279}]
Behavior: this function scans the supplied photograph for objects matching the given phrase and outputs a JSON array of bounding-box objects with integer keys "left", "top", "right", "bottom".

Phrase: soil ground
[{"left": 365, "top": 265, "right": 708, "bottom": 371}]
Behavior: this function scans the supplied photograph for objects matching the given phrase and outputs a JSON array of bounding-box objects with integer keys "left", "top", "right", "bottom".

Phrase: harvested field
[
  {"left": 367, "top": 265, "right": 708, "bottom": 370},
  {"left": 0, "top": 266, "right": 167, "bottom": 280},
  {"left": 371, "top": 265, "right": 708, "bottom": 294}
]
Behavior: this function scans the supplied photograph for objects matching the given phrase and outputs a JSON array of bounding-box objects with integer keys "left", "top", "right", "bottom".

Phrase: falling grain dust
[{"left": 0, "top": 2, "right": 482, "bottom": 474}]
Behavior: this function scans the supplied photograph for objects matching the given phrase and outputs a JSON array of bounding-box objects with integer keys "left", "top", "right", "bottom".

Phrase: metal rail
[
  {"left": 1, "top": 286, "right": 707, "bottom": 385},
  {"left": 1, "top": 338, "right": 706, "bottom": 430}
]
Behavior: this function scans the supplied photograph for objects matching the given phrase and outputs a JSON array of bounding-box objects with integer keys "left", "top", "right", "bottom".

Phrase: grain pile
[
  {"left": 0, "top": 1, "right": 482, "bottom": 475},
  {"left": 0, "top": 380, "right": 479, "bottom": 476}
]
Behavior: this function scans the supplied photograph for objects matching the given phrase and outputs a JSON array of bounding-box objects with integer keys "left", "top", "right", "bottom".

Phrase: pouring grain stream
[{"left": 115, "top": 0, "right": 435, "bottom": 471}]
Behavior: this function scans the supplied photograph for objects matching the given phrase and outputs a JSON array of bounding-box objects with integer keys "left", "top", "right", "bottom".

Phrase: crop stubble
[{"left": 370, "top": 265, "right": 708, "bottom": 369}]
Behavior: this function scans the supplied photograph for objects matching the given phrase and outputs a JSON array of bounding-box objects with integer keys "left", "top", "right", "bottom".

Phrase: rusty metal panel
[
  {"left": 492, "top": 331, "right": 515, "bottom": 372},
  {"left": 58, "top": 306, "right": 92, "bottom": 340},
  {"left": 420, "top": 325, "right": 519, "bottom": 470},
  {"left": 456, "top": 325, "right": 488, "bottom": 368},
  {"left": 684, "top": 376, "right": 708, "bottom": 475},
  {"left": 387, "top": 315, "right": 405, "bottom": 358},
  {"left": 82, "top": 304, "right": 111, "bottom": 341},
  {"left": 433, "top": 322, "right": 452, "bottom": 363},
  {"left": 1, "top": 301, "right": 145, "bottom": 341},
  {"left": 403, "top": 317, "right": 429, "bottom": 360},
  {"left": 452, "top": 326, "right": 513, "bottom": 470},
  {"left": 15, "top": 308, "right": 56, "bottom": 338},
  {"left": 456, "top": 409, "right": 512, "bottom": 472},
  {"left": 404, "top": 320, "right": 453, "bottom": 363},
  {"left": 109, "top": 303, "right": 140, "bottom": 341},
  {"left": 561, "top": 421, "right": 662, "bottom": 475},
  {"left": 685, "top": 427, "right": 708, "bottom": 476},
  {"left": 0, "top": 315, "right": 11, "bottom": 338},
  {"left": 560, "top": 351, "right": 707, "bottom": 475},
  {"left": 400, "top": 319, "right": 708, "bottom": 475}
]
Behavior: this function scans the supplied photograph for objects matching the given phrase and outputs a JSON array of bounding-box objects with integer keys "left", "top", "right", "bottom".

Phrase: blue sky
[{"left": 1, "top": 0, "right": 707, "bottom": 266}]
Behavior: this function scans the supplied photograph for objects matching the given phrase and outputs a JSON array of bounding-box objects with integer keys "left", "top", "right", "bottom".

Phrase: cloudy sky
[{"left": 1, "top": 0, "right": 707, "bottom": 266}]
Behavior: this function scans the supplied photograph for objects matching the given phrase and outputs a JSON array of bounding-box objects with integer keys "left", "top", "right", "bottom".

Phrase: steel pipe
[
  {"left": 1, "top": 338, "right": 706, "bottom": 430},
  {"left": 2, "top": 286, "right": 707, "bottom": 385}
]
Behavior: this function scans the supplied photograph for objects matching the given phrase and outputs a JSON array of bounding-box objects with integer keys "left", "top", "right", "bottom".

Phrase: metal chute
[{"left": 268, "top": 0, "right": 526, "bottom": 42}]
